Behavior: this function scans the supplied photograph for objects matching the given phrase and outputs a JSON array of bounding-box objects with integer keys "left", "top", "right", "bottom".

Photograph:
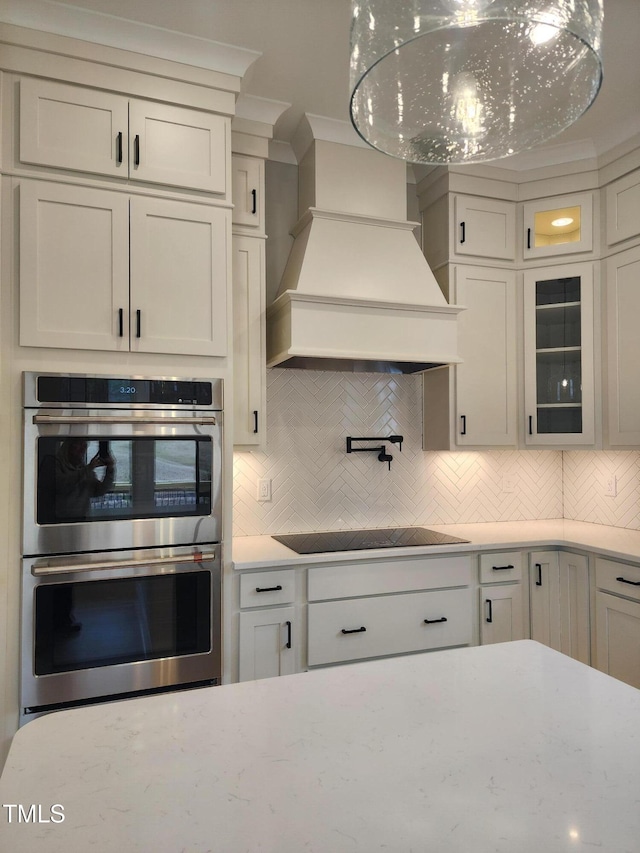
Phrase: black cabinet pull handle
[
  {"left": 118, "top": 308, "right": 124, "bottom": 337},
  {"left": 424, "top": 616, "right": 448, "bottom": 624},
  {"left": 535, "top": 563, "right": 543, "bottom": 586},
  {"left": 485, "top": 599, "right": 493, "bottom": 623},
  {"left": 116, "top": 131, "right": 123, "bottom": 164},
  {"left": 253, "top": 410, "right": 259, "bottom": 434},
  {"left": 341, "top": 626, "right": 366, "bottom": 634},
  {"left": 527, "top": 227, "right": 532, "bottom": 249},
  {"left": 492, "top": 564, "right": 514, "bottom": 571},
  {"left": 285, "top": 620, "right": 292, "bottom": 649},
  {"left": 529, "top": 415, "right": 533, "bottom": 435},
  {"left": 255, "top": 585, "right": 283, "bottom": 593},
  {"left": 616, "top": 576, "right": 640, "bottom": 586},
  {"left": 134, "top": 134, "right": 140, "bottom": 166},
  {"left": 460, "top": 221, "right": 466, "bottom": 244},
  {"left": 251, "top": 188, "right": 257, "bottom": 215},
  {"left": 460, "top": 414, "right": 466, "bottom": 436},
  {"left": 136, "top": 309, "right": 141, "bottom": 338}
]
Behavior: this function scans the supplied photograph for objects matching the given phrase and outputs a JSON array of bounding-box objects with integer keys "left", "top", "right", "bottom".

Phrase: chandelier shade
[{"left": 349, "top": 0, "right": 604, "bottom": 164}]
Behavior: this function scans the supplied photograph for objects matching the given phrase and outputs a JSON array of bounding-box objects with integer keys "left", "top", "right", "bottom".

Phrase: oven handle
[
  {"left": 31, "top": 551, "right": 217, "bottom": 576},
  {"left": 32, "top": 415, "right": 217, "bottom": 426}
]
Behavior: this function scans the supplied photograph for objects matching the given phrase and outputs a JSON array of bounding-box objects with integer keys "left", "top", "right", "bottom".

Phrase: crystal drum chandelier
[{"left": 349, "top": 0, "right": 604, "bottom": 164}]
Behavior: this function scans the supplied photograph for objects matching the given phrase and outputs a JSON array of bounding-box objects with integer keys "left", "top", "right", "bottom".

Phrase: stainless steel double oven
[{"left": 21, "top": 372, "right": 223, "bottom": 718}]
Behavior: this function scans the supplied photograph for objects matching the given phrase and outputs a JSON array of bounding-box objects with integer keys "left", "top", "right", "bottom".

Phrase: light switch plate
[{"left": 257, "top": 478, "right": 272, "bottom": 501}]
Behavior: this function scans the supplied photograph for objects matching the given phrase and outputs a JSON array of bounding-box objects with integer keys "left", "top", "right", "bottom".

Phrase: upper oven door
[{"left": 23, "top": 409, "right": 222, "bottom": 556}]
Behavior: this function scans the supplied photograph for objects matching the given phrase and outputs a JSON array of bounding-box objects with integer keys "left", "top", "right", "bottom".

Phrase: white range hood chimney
[{"left": 267, "top": 115, "right": 463, "bottom": 374}]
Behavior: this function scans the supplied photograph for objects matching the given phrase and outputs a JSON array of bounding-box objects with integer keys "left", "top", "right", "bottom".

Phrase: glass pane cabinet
[
  {"left": 523, "top": 193, "right": 593, "bottom": 260},
  {"left": 524, "top": 263, "right": 595, "bottom": 445}
]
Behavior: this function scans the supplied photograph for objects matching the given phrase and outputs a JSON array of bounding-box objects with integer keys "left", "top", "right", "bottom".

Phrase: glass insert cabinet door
[
  {"left": 523, "top": 263, "right": 595, "bottom": 445},
  {"left": 522, "top": 193, "right": 594, "bottom": 260}
]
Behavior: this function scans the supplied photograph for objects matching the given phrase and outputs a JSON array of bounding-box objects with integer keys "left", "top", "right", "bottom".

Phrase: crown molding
[{"left": 0, "top": 0, "right": 259, "bottom": 78}]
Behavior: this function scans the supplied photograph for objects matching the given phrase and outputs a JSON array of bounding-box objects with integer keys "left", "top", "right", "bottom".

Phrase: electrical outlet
[
  {"left": 257, "top": 478, "right": 272, "bottom": 502},
  {"left": 605, "top": 475, "right": 617, "bottom": 498},
  {"left": 502, "top": 476, "right": 516, "bottom": 493}
]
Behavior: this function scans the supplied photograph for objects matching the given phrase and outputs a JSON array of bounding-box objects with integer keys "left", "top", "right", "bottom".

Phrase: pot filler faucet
[{"left": 346, "top": 435, "right": 403, "bottom": 470}]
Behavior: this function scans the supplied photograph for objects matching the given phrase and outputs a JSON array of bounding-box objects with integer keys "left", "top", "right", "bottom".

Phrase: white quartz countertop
[
  {"left": 232, "top": 519, "right": 640, "bottom": 569},
  {"left": 1, "top": 641, "right": 639, "bottom": 852}
]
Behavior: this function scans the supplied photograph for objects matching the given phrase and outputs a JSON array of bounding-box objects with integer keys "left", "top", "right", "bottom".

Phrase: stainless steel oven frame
[
  {"left": 23, "top": 372, "right": 223, "bottom": 558},
  {"left": 21, "top": 545, "right": 221, "bottom": 716}
]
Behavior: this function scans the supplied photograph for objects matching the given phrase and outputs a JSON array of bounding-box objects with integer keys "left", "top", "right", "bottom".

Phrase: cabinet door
[
  {"left": 232, "top": 155, "right": 263, "bottom": 229},
  {"left": 233, "top": 236, "right": 266, "bottom": 447},
  {"left": 453, "top": 195, "right": 515, "bottom": 261},
  {"left": 529, "top": 551, "right": 562, "bottom": 651},
  {"left": 453, "top": 265, "right": 517, "bottom": 446},
  {"left": 238, "top": 606, "right": 295, "bottom": 682},
  {"left": 558, "top": 551, "right": 590, "bottom": 664},
  {"left": 530, "top": 551, "right": 590, "bottom": 663},
  {"left": 129, "top": 100, "right": 228, "bottom": 194},
  {"left": 20, "top": 78, "right": 128, "bottom": 178},
  {"left": 595, "top": 592, "right": 640, "bottom": 689},
  {"left": 523, "top": 263, "right": 595, "bottom": 445},
  {"left": 606, "top": 172, "right": 640, "bottom": 247},
  {"left": 129, "top": 197, "right": 229, "bottom": 357},
  {"left": 20, "top": 180, "right": 130, "bottom": 351},
  {"left": 480, "top": 585, "right": 524, "bottom": 645},
  {"left": 523, "top": 193, "right": 593, "bottom": 260},
  {"left": 605, "top": 245, "right": 640, "bottom": 445}
]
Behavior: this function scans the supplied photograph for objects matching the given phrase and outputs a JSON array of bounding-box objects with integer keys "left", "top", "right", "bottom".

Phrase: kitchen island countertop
[
  {"left": 233, "top": 518, "right": 640, "bottom": 569},
  {"left": 1, "top": 640, "right": 639, "bottom": 852}
]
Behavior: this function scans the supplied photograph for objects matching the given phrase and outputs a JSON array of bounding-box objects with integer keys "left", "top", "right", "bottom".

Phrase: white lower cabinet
[
  {"left": 594, "top": 558, "right": 640, "bottom": 689},
  {"left": 238, "top": 607, "right": 296, "bottom": 682},
  {"left": 308, "top": 588, "right": 471, "bottom": 666},
  {"left": 307, "top": 555, "right": 472, "bottom": 667},
  {"left": 529, "top": 550, "right": 590, "bottom": 663},
  {"left": 238, "top": 569, "right": 297, "bottom": 682},
  {"left": 479, "top": 551, "right": 525, "bottom": 645}
]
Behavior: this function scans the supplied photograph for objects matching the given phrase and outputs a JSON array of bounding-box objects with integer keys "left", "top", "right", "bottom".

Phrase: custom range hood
[{"left": 267, "top": 115, "right": 463, "bottom": 374}]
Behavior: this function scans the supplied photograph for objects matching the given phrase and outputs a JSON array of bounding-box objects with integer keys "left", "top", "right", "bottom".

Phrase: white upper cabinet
[
  {"left": 423, "top": 264, "right": 517, "bottom": 449},
  {"left": 232, "top": 155, "right": 264, "bottom": 230},
  {"left": 20, "top": 180, "right": 229, "bottom": 357},
  {"left": 453, "top": 195, "right": 516, "bottom": 261},
  {"left": 605, "top": 171, "right": 640, "bottom": 247},
  {"left": 605, "top": 244, "right": 640, "bottom": 445},
  {"left": 19, "top": 78, "right": 229, "bottom": 195},
  {"left": 523, "top": 262, "right": 595, "bottom": 445},
  {"left": 129, "top": 196, "right": 229, "bottom": 356},
  {"left": 233, "top": 235, "right": 266, "bottom": 447},
  {"left": 20, "top": 180, "right": 130, "bottom": 352},
  {"left": 522, "top": 192, "right": 594, "bottom": 260}
]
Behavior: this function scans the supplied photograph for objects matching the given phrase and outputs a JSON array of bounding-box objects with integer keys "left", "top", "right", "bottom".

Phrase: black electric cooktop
[{"left": 272, "top": 527, "right": 470, "bottom": 555}]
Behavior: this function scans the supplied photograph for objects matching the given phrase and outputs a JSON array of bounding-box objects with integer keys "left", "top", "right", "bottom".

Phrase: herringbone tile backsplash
[
  {"left": 233, "top": 370, "right": 567, "bottom": 536},
  {"left": 563, "top": 451, "right": 640, "bottom": 529}
]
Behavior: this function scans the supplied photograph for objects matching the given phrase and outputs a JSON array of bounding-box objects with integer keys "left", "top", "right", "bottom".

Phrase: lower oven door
[{"left": 21, "top": 546, "right": 221, "bottom": 716}]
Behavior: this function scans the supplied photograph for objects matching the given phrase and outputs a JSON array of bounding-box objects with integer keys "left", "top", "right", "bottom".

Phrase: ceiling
[{"left": 4, "top": 0, "right": 640, "bottom": 167}]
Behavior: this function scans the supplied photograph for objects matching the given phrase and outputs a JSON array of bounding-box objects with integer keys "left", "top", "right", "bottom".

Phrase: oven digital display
[
  {"left": 36, "top": 376, "right": 213, "bottom": 406},
  {"left": 106, "top": 379, "right": 150, "bottom": 402}
]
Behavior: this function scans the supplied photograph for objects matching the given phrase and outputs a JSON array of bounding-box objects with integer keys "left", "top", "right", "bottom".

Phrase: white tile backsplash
[
  {"left": 563, "top": 450, "right": 640, "bottom": 529},
  {"left": 233, "top": 370, "right": 564, "bottom": 536}
]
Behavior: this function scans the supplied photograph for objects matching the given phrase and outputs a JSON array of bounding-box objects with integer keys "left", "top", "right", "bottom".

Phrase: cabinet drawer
[
  {"left": 240, "top": 570, "right": 296, "bottom": 608},
  {"left": 308, "top": 587, "right": 471, "bottom": 666},
  {"left": 307, "top": 555, "right": 471, "bottom": 602},
  {"left": 479, "top": 552, "right": 522, "bottom": 584},
  {"left": 596, "top": 558, "right": 640, "bottom": 602}
]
